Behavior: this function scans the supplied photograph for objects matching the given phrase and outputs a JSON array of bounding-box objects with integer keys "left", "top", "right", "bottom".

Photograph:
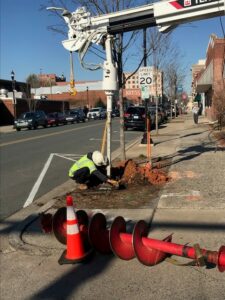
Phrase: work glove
[{"left": 107, "top": 179, "right": 119, "bottom": 187}]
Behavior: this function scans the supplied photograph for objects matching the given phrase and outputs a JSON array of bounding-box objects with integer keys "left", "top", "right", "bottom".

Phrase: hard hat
[{"left": 92, "top": 151, "right": 106, "bottom": 166}]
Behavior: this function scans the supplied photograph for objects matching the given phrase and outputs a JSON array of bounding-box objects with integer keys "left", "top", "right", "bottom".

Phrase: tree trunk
[{"left": 119, "top": 87, "right": 126, "bottom": 161}]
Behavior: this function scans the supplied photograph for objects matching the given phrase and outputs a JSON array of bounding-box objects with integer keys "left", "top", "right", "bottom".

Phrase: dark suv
[
  {"left": 124, "top": 106, "right": 146, "bottom": 131},
  {"left": 14, "top": 111, "right": 48, "bottom": 131}
]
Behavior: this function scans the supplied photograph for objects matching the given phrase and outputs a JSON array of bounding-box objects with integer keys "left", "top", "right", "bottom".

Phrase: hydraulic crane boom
[{"left": 48, "top": 0, "right": 225, "bottom": 52}]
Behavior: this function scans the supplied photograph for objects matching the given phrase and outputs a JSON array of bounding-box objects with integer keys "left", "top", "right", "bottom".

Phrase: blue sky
[{"left": 1, "top": 0, "right": 224, "bottom": 94}]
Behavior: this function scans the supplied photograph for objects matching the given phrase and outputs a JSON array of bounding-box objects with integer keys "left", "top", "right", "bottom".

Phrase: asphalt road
[{"left": 0, "top": 119, "right": 141, "bottom": 220}]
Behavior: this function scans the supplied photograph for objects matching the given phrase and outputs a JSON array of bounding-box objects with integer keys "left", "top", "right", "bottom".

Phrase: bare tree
[
  {"left": 162, "top": 45, "right": 186, "bottom": 116},
  {"left": 26, "top": 74, "right": 40, "bottom": 89},
  {"left": 41, "top": 1, "right": 176, "bottom": 158},
  {"left": 214, "top": 91, "right": 225, "bottom": 129},
  {"left": 26, "top": 74, "right": 41, "bottom": 111},
  {"left": 41, "top": 0, "right": 144, "bottom": 160}
]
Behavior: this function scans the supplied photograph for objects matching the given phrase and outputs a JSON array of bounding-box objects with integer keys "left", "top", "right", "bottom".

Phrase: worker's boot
[{"left": 78, "top": 183, "right": 88, "bottom": 190}]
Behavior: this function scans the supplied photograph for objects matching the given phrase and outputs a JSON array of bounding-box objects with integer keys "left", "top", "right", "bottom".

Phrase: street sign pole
[{"left": 139, "top": 64, "right": 154, "bottom": 144}]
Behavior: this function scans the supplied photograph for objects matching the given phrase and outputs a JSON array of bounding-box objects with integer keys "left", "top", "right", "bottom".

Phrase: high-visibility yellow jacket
[{"left": 69, "top": 154, "right": 97, "bottom": 178}]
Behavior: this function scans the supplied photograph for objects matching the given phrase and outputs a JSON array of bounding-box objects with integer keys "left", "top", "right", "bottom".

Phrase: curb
[{"left": 8, "top": 135, "right": 144, "bottom": 252}]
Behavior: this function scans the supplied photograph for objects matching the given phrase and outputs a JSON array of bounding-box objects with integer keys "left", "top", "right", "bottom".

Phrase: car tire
[
  {"left": 16, "top": 128, "right": 21, "bottom": 131},
  {"left": 33, "top": 123, "right": 37, "bottom": 130}
]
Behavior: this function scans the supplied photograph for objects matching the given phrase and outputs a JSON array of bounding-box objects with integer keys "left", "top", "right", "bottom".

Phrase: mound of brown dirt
[{"left": 113, "top": 159, "right": 170, "bottom": 185}]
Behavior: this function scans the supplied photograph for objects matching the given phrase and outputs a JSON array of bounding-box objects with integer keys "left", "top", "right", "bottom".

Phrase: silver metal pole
[
  {"left": 156, "top": 95, "right": 158, "bottom": 135},
  {"left": 103, "top": 35, "right": 117, "bottom": 178},
  {"left": 106, "top": 92, "right": 113, "bottom": 177}
]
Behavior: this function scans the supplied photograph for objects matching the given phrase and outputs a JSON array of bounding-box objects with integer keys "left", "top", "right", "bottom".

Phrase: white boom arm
[{"left": 48, "top": 0, "right": 225, "bottom": 53}]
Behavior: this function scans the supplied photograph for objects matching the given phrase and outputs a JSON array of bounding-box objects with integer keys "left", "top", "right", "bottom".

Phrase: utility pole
[
  {"left": 86, "top": 86, "right": 89, "bottom": 108},
  {"left": 141, "top": 29, "right": 154, "bottom": 147},
  {"left": 153, "top": 50, "right": 159, "bottom": 135},
  {"left": 141, "top": 28, "right": 149, "bottom": 144},
  {"left": 11, "top": 70, "right": 17, "bottom": 120}
]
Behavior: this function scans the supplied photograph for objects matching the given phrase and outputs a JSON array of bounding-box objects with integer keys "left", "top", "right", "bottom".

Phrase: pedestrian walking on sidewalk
[
  {"left": 192, "top": 104, "right": 199, "bottom": 124},
  {"left": 69, "top": 151, "right": 118, "bottom": 190}
]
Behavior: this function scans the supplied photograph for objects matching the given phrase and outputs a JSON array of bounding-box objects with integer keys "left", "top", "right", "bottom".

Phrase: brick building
[
  {"left": 0, "top": 79, "right": 69, "bottom": 125},
  {"left": 38, "top": 73, "right": 66, "bottom": 86},
  {"left": 192, "top": 34, "right": 225, "bottom": 120},
  {"left": 31, "top": 80, "right": 109, "bottom": 108}
]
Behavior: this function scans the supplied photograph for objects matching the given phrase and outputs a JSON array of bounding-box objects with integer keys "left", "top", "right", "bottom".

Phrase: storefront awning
[{"left": 195, "top": 84, "right": 212, "bottom": 93}]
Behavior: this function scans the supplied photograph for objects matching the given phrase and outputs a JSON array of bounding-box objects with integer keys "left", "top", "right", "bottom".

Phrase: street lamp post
[
  {"left": 86, "top": 86, "right": 89, "bottom": 108},
  {"left": 11, "top": 70, "right": 17, "bottom": 120}
]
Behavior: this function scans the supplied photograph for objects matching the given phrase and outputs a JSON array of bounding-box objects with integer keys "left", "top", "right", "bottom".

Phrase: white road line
[
  {"left": 54, "top": 153, "right": 82, "bottom": 157},
  {"left": 160, "top": 191, "right": 201, "bottom": 198},
  {"left": 54, "top": 154, "right": 77, "bottom": 161},
  {"left": 89, "top": 138, "right": 120, "bottom": 142},
  {"left": 24, "top": 153, "right": 54, "bottom": 208}
]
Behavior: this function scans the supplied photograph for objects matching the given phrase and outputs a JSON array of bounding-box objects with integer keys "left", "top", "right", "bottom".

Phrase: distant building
[
  {"left": 0, "top": 78, "right": 69, "bottom": 125},
  {"left": 192, "top": 34, "right": 225, "bottom": 120},
  {"left": 31, "top": 80, "right": 108, "bottom": 108},
  {"left": 38, "top": 73, "right": 66, "bottom": 87},
  {"left": 0, "top": 79, "right": 31, "bottom": 99}
]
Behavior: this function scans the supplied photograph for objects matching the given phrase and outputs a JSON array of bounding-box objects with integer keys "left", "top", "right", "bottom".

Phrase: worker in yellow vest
[{"left": 69, "top": 151, "right": 118, "bottom": 190}]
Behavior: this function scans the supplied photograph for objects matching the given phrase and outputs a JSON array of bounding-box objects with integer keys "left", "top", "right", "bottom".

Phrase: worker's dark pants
[
  {"left": 193, "top": 113, "right": 199, "bottom": 124},
  {"left": 71, "top": 167, "right": 102, "bottom": 187},
  {"left": 72, "top": 168, "right": 90, "bottom": 184}
]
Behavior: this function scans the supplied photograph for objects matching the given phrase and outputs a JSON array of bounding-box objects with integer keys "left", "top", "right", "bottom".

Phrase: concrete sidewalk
[
  {"left": 1, "top": 114, "right": 225, "bottom": 300},
  {"left": 0, "top": 125, "right": 15, "bottom": 134}
]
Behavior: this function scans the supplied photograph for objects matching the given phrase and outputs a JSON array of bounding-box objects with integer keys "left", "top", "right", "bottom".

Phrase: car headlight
[{"left": 28, "top": 119, "right": 33, "bottom": 122}]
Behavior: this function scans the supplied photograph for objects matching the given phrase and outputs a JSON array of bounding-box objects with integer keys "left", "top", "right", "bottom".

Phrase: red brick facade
[
  {"left": 0, "top": 98, "right": 69, "bottom": 125},
  {"left": 195, "top": 35, "right": 225, "bottom": 121},
  {"left": 48, "top": 90, "right": 107, "bottom": 108}
]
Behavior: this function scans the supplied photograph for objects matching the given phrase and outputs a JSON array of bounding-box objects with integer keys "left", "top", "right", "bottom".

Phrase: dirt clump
[{"left": 114, "top": 159, "right": 170, "bottom": 185}]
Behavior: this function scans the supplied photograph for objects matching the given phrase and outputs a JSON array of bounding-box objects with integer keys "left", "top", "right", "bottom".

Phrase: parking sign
[{"left": 141, "top": 85, "right": 149, "bottom": 100}]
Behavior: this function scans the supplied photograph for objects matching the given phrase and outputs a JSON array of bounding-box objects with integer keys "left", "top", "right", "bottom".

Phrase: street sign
[
  {"left": 141, "top": 85, "right": 149, "bottom": 100},
  {"left": 139, "top": 67, "right": 153, "bottom": 87},
  {"left": 177, "top": 86, "right": 183, "bottom": 93}
]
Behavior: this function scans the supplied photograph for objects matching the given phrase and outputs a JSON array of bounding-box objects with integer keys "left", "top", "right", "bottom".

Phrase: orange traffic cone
[{"left": 58, "top": 195, "right": 93, "bottom": 265}]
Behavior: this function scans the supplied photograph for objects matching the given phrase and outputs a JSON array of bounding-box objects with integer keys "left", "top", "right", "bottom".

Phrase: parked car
[
  {"left": 70, "top": 109, "right": 86, "bottom": 122},
  {"left": 65, "top": 111, "right": 78, "bottom": 124},
  {"left": 149, "top": 106, "right": 164, "bottom": 125},
  {"left": 47, "top": 113, "right": 57, "bottom": 127},
  {"left": 14, "top": 111, "right": 48, "bottom": 131},
  {"left": 147, "top": 108, "right": 156, "bottom": 128},
  {"left": 87, "top": 107, "right": 106, "bottom": 119},
  {"left": 46, "top": 112, "right": 67, "bottom": 126},
  {"left": 124, "top": 106, "right": 146, "bottom": 131},
  {"left": 158, "top": 106, "right": 167, "bottom": 123},
  {"left": 112, "top": 109, "right": 120, "bottom": 117},
  {"left": 51, "top": 112, "right": 67, "bottom": 125},
  {"left": 99, "top": 108, "right": 107, "bottom": 119}
]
